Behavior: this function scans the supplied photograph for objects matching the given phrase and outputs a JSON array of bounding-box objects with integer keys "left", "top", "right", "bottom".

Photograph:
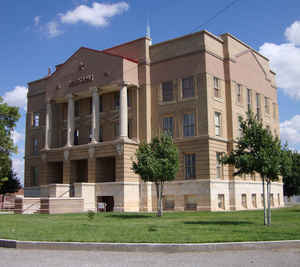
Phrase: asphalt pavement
[{"left": 0, "top": 247, "right": 300, "bottom": 267}]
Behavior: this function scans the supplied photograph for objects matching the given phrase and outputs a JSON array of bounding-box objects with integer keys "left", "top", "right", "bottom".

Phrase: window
[
  {"left": 163, "top": 195, "right": 175, "bottom": 210},
  {"left": 251, "top": 173, "right": 256, "bottom": 181},
  {"left": 264, "top": 97, "right": 270, "bottom": 114},
  {"left": 242, "top": 194, "right": 247, "bottom": 208},
  {"left": 33, "top": 113, "right": 39, "bottom": 127},
  {"left": 256, "top": 93, "right": 261, "bottom": 119},
  {"left": 31, "top": 166, "right": 38, "bottom": 186},
  {"left": 214, "top": 112, "right": 221, "bottom": 136},
  {"left": 99, "top": 126, "right": 103, "bottom": 142},
  {"left": 236, "top": 83, "right": 242, "bottom": 104},
  {"left": 74, "top": 129, "right": 79, "bottom": 145},
  {"left": 270, "top": 194, "right": 274, "bottom": 207},
  {"left": 33, "top": 138, "right": 39, "bottom": 155},
  {"left": 89, "top": 97, "right": 93, "bottom": 114},
  {"left": 218, "top": 194, "right": 225, "bottom": 209},
  {"left": 214, "top": 77, "right": 220, "bottom": 98},
  {"left": 75, "top": 100, "right": 80, "bottom": 117},
  {"left": 185, "top": 195, "right": 197, "bottom": 210},
  {"left": 163, "top": 117, "right": 174, "bottom": 137},
  {"left": 278, "top": 193, "right": 280, "bottom": 206},
  {"left": 252, "top": 194, "right": 257, "bottom": 208},
  {"left": 261, "top": 194, "right": 264, "bottom": 207},
  {"left": 99, "top": 95, "right": 103, "bottom": 112},
  {"left": 89, "top": 127, "right": 92, "bottom": 143},
  {"left": 114, "top": 121, "right": 120, "bottom": 137},
  {"left": 266, "top": 125, "right": 270, "bottom": 133},
  {"left": 182, "top": 77, "right": 194, "bottom": 99},
  {"left": 183, "top": 113, "right": 195, "bottom": 137},
  {"left": 237, "top": 116, "right": 243, "bottom": 138},
  {"left": 247, "top": 89, "right": 252, "bottom": 112},
  {"left": 162, "top": 81, "right": 173, "bottom": 102},
  {"left": 184, "top": 154, "right": 196, "bottom": 179},
  {"left": 216, "top": 152, "right": 223, "bottom": 179},
  {"left": 128, "top": 119, "right": 132, "bottom": 139},
  {"left": 114, "top": 92, "right": 120, "bottom": 109}
]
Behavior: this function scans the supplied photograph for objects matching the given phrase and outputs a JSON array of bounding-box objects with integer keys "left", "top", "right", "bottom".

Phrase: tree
[
  {"left": 222, "top": 112, "right": 291, "bottom": 226},
  {"left": 283, "top": 151, "right": 300, "bottom": 198},
  {"left": 132, "top": 134, "right": 179, "bottom": 217},
  {"left": 0, "top": 96, "right": 21, "bottom": 190},
  {"left": 0, "top": 168, "right": 22, "bottom": 209}
]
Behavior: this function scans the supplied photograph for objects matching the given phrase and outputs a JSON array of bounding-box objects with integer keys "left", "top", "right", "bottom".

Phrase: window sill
[
  {"left": 159, "top": 100, "right": 177, "bottom": 106},
  {"left": 214, "top": 97, "right": 224, "bottom": 103},
  {"left": 181, "top": 96, "right": 198, "bottom": 102}
]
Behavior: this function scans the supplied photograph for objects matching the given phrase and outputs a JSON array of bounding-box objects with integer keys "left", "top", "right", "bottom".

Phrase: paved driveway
[{"left": 0, "top": 247, "right": 299, "bottom": 266}]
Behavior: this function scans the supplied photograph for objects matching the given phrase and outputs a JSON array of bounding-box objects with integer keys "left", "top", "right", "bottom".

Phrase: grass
[{"left": 0, "top": 207, "right": 300, "bottom": 243}]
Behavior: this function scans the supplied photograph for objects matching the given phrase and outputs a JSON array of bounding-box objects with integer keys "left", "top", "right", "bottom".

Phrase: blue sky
[{"left": 1, "top": 0, "right": 300, "bottom": 184}]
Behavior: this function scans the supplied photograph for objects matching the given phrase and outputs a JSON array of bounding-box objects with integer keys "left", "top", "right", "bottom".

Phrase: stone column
[
  {"left": 90, "top": 87, "right": 100, "bottom": 143},
  {"left": 119, "top": 83, "right": 128, "bottom": 138},
  {"left": 45, "top": 100, "right": 52, "bottom": 149},
  {"left": 66, "top": 94, "right": 74, "bottom": 147}
]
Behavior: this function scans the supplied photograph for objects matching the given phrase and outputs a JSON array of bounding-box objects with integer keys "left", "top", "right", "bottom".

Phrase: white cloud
[
  {"left": 47, "top": 21, "right": 63, "bottom": 38},
  {"left": 3, "top": 86, "right": 28, "bottom": 111},
  {"left": 12, "top": 157, "right": 24, "bottom": 185},
  {"left": 34, "top": 16, "right": 41, "bottom": 26},
  {"left": 60, "top": 2, "right": 129, "bottom": 27},
  {"left": 12, "top": 130, "right": 24, "bottom": 144},
  {"left": 259, "top": 21, "right": 300, "bottom": 100},
  {"left": 285, "top": 21, "right": 300, "bottom": 45},
  {"left": 280, "top": 115, "right": 300, "bottom": 146}
]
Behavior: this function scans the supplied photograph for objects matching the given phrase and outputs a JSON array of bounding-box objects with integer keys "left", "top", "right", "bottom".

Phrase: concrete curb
[{"left": 1, "top": 239, "right": 300, "bottom": 252}]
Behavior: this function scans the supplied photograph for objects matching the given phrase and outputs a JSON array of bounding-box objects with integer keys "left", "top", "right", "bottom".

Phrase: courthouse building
[{"left": 23, "top": 30, "right": 284, "bottom": 213}]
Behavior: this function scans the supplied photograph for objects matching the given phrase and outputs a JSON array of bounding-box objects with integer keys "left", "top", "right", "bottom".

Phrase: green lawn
[{"left": 0, "top": 207, "right": 300, "bottom": 243}]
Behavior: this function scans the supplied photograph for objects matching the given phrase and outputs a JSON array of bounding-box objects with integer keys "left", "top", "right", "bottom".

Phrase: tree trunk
[
  {"left": 267, "top": 181, "right": 271, "bottom": 226},
  {"left": 262, "top": 177, "right": 267, "bottom": 225},
  {"left": 1, "top": 194, "right": 5, "bottom": 210},
  {"left": 155, "top": 182, "right": 164, "bottom": 217}
]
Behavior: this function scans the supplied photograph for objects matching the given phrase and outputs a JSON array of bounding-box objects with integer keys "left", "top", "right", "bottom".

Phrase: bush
[{"left": 87, "top": 210, "right": 95, "bottom": 220}]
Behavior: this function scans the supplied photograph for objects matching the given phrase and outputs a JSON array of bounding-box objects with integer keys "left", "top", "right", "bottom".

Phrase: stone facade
[{"left": 24, "top": 30, "right": 283, "bottom": 213}]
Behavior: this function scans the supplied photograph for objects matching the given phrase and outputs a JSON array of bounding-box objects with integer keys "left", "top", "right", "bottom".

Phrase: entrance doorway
[{"left": 97, "top": 196, "right": 114, "bottom": 212}]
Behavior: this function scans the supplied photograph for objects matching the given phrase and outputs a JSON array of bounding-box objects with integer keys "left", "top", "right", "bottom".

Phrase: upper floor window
[
  {"left": 75, "top": 100, "right": 80, "bottom": 117},
  {"left": 247, "top": 89, "right": 252, "bottom": 112},
  {"left": 114, "top": 92, "right": 120, "bottom": 110},
  {"left": 163, "top": 116, "right": 174, "bottom": 137},
  {"left": 236, "top": 83, "right": 242, "bottom": 104},
  {"left": 33, "top": 138, "right": 39, "bottom": 155},
  {"left": 183, "top": 113, "right": 195, "bottom": 137},
  {"left": 213, "top": 77, "right": 221, "bottom": 98},
  {"left": 216, "top": 152, "right": 224, "bottom": 179},
  {"left": 89, "top": 97, "right": 93, "bottom": 114},
  {"left": 33, "top": 113, "right": 40, "bottom": 127},
  {"left": 99, "top": 126, "right": 103, "bottom": 142},
  {"left": 74, "top": 129, "right": 79, "bottom": 145},
  {"left": 184, "top": 153, "right": 196, "bottom": 179},
  {"left": 128, "top": 119, "right": 132, "bottom": 139},
  {"left": 31, "top": 166, "right": 38, "bottom": 186},
  {"left": 256, "top": 93, "right": 261, "bottom": 119},
  {"left": 214, "top": 112, "right": 221, "bottom": 136},
  {"left": 162, "top": 81, "right": 173, "bottom": 102},
  {"left": 264, "top": 97, "right": 270, "bottom": 114},
  {"left": 182, "top": 77, "right": 194, "bottom": 99}
]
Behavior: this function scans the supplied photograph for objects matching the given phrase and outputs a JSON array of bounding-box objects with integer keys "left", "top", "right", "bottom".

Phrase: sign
[{"left": 69, "top": 74, "right": 94, "bottom": 87}]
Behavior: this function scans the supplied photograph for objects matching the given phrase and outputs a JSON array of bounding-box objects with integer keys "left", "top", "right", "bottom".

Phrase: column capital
[
  {"left": 119, "top": 81, "right": 130, "bottom": 87},
  {"left": 66, "top": 93, "right": 74, "bottom": 100}
]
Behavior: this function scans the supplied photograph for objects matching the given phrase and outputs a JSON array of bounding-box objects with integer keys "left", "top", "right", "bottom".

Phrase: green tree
[
  {"left": 0, "top": 168, "right": 22, "bottom": 209},
  {"left": 0, "top": 96, "right": 21, "bottom": 189},
  {"left": 222, "top": 112, "right": 291, "bottom": 226},
  {"left": 132, "top": 134, "right": 179, "bottom": 217},
  {"left": 283, "top": 151, "right": 300, "bottom": 198}
]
